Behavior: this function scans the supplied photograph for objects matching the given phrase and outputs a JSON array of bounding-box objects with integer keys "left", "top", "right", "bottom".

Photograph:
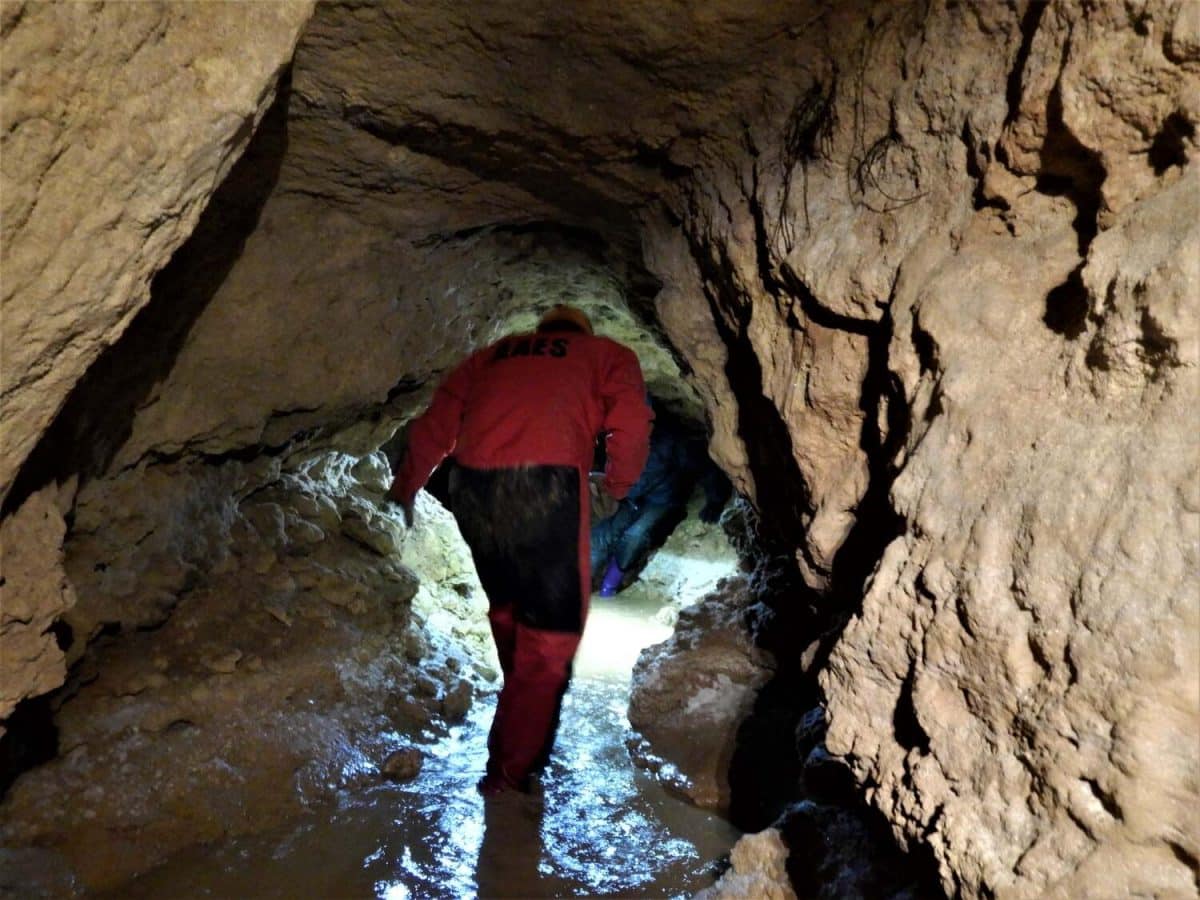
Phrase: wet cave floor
[{"left": 109, "top": 586, "right": 743, "bottom": 899}]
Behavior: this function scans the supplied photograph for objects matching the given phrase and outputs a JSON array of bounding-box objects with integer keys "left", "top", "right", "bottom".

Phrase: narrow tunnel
[{"left": 2, "top": 2, "right": 1197, "bottom": 899}]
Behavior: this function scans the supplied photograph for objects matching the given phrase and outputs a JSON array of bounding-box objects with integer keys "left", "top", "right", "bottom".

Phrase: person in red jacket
[{"left": 386, "top": 304, "right": 652, "bottom": 797}]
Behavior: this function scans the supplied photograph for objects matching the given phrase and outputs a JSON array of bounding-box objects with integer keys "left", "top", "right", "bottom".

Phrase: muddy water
[{"left": 115, "top": 590, "right": 741, "bottom": 898}]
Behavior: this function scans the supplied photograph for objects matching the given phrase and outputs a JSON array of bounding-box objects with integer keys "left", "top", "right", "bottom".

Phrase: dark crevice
[
  {"left": 893, "top": 668, "right": 931, "bottom": 753},
  {"left": 783, "top": 266, "right": 878, "bottom": 337},
  {"left": 747, "top": 158, "right": 788, "bottom": 300},
  {"left": 1036, "top": 79, "right": 1105, "bottom": 341},
  {"left": 1138, "top": 307, "right": 1180, "bottom": 373},
  {"left": 1039, "top": 85, "right": 1106, "bottom": 255},
  {"left": 49, "top": 620, "right": 74, "bottom": 654},
  {"left": 963, "top": 120, "right": 1009, "bottom": 215},
  {"left": 1043, "top": 265, "right": 1089, "bottom": 338},
  {"left": 682, "top": 204, "right": 811, "bottom": 561},
  {"left": 2, "top": 70, "right": 295, "bottom": 519},
  {"left": 829, "top": 307, "right": 907, "bottom": 607},
  {"left": 1004, "top": 1, "right": 1049, "bottom": 127},
  {"left": 1147, "top": 111, "right": 1194, "bottom": 175},
  {"left": 632, "top": 141, "right": 692, "bottom": 180},
  {"left": 0, "top": 695, "right": 58, "bottom": 800},
  {"left": 1083, "top": 778, "right": 1122, "bottom": 820},
  {"left": 385, "top": 377, "right": 427, "bottom": 403},
  {"left": 912, "top": 313, "right": 939, "bottom": 376},
  {"left": 681, "top": 215, "right": 816, "bottom": 831},
  {"left": 1168, "top": 841, "right": 1200, "bottom": 892},
  {"left": 727, "top": 557, "right": 822, "bottom": 833},
  {"left": 780, "top": 798, "right": 944, "bottom": 899}
]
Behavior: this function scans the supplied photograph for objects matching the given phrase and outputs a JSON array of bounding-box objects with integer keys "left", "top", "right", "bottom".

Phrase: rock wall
[
  {"left": 0, "top": 487, "right": 75, "bottom": 726},
  {"left": 628, "top": 576, "right": 774, "bottom": 811},
  {"left": 635, "top": 1, "right": 1199, "bottom": 895},
  {"left": 807, "top": 4, "right": 1200, "bottom": 897},
  {"left": 0, "top": 0, "right": 313, "bottom": 738},
  {"left": 638, "top": 0, "right": 1196, "bottom": 893},
  {"left": 0, "top": 0, "right": 314, "bottom": 504}
]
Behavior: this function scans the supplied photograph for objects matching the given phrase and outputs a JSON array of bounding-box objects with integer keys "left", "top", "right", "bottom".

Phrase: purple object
[{"left": 598, "top": 559, "right": 623, "bottom": 597}]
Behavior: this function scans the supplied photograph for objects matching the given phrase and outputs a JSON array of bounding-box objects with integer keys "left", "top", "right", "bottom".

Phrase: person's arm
[
  {"left": 388, "top": 355, "right": 476, "bottom": 513},
  {"left": 598, "top": 344, "right": 652, "bottom": 499}
]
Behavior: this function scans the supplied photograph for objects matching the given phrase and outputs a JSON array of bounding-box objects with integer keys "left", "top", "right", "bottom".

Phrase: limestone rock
[
  {"left": 2, "top": 1, "right": 1196, "bottom": 895},
  {"left": 111, "top": 225, "right": 694, "bottom": 469},
  {"left": 440, "top": 678, "right": 473, "bottom": 723},
  {"left": 628, "top": 577, "right": 773, "bottom": 810},
  {"left": 0, "top": 448, "right": 488, "bottom": 891},
  {"left": 381, "top": 747, "right": 423, "bottom": 781},
  {"left": 0, "top": 486, "right": 75, "bottom": 729},
  {"left": 0, "top": 0, "right": 314, "bottom": 504},
  {"left": 695, "top": 828, "right": 796, "bottom": 900},
  {"left": 822, "top": 141, "right": 1200, "bottom": 900}
]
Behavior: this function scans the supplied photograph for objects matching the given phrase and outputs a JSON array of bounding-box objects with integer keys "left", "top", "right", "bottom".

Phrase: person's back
[
  {"left": 387, "top": 304, "right": 651, "bottom": 796},
  {"left": 453, "top": 329, "right": 644, "bottom": 480},
  {"left": 394, "top": 313, "right": 649, "bottom": 505}
]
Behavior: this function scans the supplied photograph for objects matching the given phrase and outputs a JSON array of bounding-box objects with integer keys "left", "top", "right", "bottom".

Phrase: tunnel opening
[
  {"left": 0, "top": 32, "right": 901, "bottom": 900},
  {"left": 0, "top": 86, "right": 764, "bottom": 889}
]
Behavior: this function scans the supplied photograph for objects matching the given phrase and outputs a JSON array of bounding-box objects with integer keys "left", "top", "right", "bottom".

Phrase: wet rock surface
[
  {"left": 628, "top": 576, "right": 774, "bottom": 811},
  {"left": 696, "top": 828, "right": 797, "bottom": 900},
  {"left": 0, "top": 451, "right": 483, "bottom": 890},
  {"left": 50, "top": 557, "right": 740, "bottom": 900}
]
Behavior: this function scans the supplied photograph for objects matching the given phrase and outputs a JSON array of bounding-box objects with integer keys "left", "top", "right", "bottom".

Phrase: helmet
[{"left": 537, "top": 304, "right": 593, "bottom": 335}]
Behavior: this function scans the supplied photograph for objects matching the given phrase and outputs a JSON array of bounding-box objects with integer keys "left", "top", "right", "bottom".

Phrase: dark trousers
[
  {"left": 447, "top": 462, "right": 588, "bottom": 788},
  {"left": 590, "top": 498, "right": 676, "bottom": 572}
]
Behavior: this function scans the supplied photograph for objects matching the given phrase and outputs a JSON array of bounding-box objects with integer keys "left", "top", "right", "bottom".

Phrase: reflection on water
[{"left": 118, "top": 593, "right": 740, "bottom": 899}]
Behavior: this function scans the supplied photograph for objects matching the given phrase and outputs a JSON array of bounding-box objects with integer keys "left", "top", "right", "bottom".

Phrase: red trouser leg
[
  {"left": 486, "top": 603, "right": 516, "bottom": 772},
  {"left": 488, "top": 603, "right": 517, "bottom": 678},
  {"left": 486, "top": 623, "right": 581, "bottom": 788}
]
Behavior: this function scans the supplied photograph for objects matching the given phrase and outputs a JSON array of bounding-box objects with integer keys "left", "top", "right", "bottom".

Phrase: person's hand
[
  {"left": 385, "top": 483, "right": 415, "bottom": 527},
  {"left": 589, "top": 473, "right": 618, "bottom": 520},
  {"left": 592, "top": 488, "right": 618, "bottom": 520}
]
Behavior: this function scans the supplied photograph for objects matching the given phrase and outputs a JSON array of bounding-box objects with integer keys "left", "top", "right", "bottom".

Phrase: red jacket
[{"left": 391, "top": 330, "right": 652, "bottom": 504}]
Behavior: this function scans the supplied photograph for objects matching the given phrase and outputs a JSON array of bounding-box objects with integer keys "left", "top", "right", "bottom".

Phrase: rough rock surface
[
  {"left": 0, "top": 0, "right": 314, "bottom": 503},
  {"left": 823, "top": 166, "right": 1200, "bottom": 897},
  {"left": 0, "top": 450, "right": 483, "bottom": 890},
  {"left": 112, "top": 227, "right": 694, "bottom": 467},
  {"left": 628, "top": 577, "right": 774, "bottom": 810},
  {"left": 0, "top": 486, "right": 74, "bottom": 731},
  {"left": 815, "top": 5, "right": 1200, "bottom": 897},
  {"left": 695, "top": 827, "right": 797, "bottom": 900}
]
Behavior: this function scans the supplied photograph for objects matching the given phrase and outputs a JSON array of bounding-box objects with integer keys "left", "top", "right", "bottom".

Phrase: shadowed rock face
[{"left": 2, "top": 1, "right": 1197, "bottom": 897}]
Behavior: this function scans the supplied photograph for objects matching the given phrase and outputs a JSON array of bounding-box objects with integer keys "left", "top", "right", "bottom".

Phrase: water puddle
[{"left": 115, "top": 591, "right": 741, "bottom": 898}]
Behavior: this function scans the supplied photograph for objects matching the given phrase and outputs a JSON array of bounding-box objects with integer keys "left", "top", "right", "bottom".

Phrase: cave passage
[{"left": 101, "top": 510, "right": 743, "bottom": 899}]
